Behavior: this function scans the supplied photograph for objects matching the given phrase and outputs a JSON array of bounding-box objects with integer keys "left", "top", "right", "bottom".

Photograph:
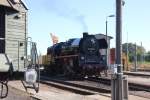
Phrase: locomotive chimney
[{"left": 83, "top": 32, "right": 88, "bottom": 38}]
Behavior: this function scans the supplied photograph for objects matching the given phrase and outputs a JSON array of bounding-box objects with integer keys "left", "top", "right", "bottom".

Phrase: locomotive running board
[{"left": 54, "top": 54, "right": 78, "bottom": 59}]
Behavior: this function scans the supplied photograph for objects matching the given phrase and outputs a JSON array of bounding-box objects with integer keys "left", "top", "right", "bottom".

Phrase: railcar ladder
[{"left": 21, "top": 41, "right": 40, "bottom": 93}]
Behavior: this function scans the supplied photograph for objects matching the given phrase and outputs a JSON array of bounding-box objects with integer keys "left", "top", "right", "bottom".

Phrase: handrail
[{"left": 0, "top": 81, "right": 8, "bottom": 99}]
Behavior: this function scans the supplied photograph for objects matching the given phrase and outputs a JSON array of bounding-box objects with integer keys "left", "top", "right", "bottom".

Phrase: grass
[{"left": 123, "top": 61, "right": 150, "bottom": 71}]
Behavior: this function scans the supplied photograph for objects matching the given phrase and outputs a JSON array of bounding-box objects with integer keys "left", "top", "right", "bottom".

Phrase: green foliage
[
  {"left": 145, "top": 51, "right": 150, "bottom": 62},
  {"left": 122, "top": 43, "right": 146, "bottom": 62}
]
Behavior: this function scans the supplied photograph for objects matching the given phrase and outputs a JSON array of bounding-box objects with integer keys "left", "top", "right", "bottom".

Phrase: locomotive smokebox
[{"left": 83, "top": 32, "right": 88, "bottom": 38}]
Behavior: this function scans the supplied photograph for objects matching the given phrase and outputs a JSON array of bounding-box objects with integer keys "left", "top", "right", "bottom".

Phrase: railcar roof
[
  {"left": 71, "top": 38, "right": 81, "bottom": 47},
  {"left": 0, "top": 0, "right": 28, "bottom": 11}
]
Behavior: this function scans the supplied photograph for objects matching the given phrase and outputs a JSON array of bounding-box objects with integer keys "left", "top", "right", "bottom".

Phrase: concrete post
[
  {"left": 111, "top": 74, "right": 117, "bottom": 100},
  {"left": 123, "top": 75, "right": 128, "bottom": 100}
]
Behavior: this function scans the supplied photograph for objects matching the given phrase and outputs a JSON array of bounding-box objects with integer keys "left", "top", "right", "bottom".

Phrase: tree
[
  {"left": 145, "top": 51, "right": 150, "bottom": 62},
  {"left": 122, "top": 43, "right": 146, "bottom": 62}
]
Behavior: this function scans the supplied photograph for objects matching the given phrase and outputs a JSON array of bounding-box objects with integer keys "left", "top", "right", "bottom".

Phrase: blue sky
[{"left": 23, "top": 0, "right": 150, "bottom": 54}]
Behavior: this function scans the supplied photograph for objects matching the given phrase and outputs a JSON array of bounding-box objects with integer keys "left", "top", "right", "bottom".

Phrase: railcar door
[{"left": 0, "top": 6, "right": 5, "bottom": 53}]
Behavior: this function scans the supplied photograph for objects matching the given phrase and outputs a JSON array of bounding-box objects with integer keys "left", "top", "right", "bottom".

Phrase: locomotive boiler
[{"left": 46, "top": 32, "right": 111, "bottom": 77}]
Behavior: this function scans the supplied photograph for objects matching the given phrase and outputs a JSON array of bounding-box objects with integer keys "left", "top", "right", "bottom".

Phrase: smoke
[
  {"left": 76, "top": 15, "right": 88, "bottom": 32},
  {"left": 43, "top": 0, "right": 88, "bottom": 31}
]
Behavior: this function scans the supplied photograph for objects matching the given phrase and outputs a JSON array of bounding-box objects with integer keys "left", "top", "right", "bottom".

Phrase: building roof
[{"left": 0, "top": 0, "right": 27, "bottom": 12}]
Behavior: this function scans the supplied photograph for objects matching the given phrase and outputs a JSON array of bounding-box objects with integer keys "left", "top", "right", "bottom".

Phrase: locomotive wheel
[{"left": 63, "top": 65, "right": 74, "bottom": 76}]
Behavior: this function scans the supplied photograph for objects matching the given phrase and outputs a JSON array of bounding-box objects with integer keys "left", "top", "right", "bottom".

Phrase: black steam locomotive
[{"left": 46, "top": 33, "right": 108, "bottom": 77}]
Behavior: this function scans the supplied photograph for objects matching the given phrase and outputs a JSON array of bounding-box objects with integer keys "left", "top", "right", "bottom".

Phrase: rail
[
  {"left": 123, "top": 71, "right": 150, "bottom": 77},
  {"left": 40, "top": 76, "right": 110, "bottom": 94},
  {"left": 87, "top": 76, "right": 150, "bottom": 92},
  {"left": 40, "top": 76, "right": 150, "bottom": 98}
]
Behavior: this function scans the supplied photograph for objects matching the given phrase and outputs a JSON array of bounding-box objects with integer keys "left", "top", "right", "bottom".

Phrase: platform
[
  {"left": 7, "top": 80, "right": 110, "bottom": 100},
  {"left": 128, "top": 75, "right": 150, "bottom": 86},
  {"left": 5, "top": 80, "right": 150, "bottom": 100}
]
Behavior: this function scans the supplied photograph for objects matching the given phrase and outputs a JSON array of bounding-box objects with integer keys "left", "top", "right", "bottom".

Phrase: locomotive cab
[
  {"left": 96, "top": 34, "right": 113, "bottom": 74},
  {"left": 98, "top": 38, "right": 108, "bottom": 65}
]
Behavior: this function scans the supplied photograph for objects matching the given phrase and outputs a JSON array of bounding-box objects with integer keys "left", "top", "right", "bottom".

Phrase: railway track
[
  {"left": 40, "top": 75, "right": 150, "bottom": 99},
  {"left": 40, "top": 76, "right": 110, "bottom": 95},
  {"left": 86, "top": 76, "right": 150, "bottom": 99},
  {"left": 123, "top": 71, "right": 150, "bottom": 77},
  {"left": 87, "top": 76, "right": 150, "bottom": 92}
]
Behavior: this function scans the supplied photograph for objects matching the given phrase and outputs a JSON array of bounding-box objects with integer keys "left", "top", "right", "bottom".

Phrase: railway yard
[
  {"left": 0, "top": 71, "right": 149, "bottom": 100},
  {"left": 1, "top": 0, "right": 150, "bottom": 100}
]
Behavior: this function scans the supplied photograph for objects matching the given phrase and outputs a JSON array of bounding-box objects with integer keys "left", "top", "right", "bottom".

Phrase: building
[{"left": 0, "top": 0, "right": 28, "bottom": 72}]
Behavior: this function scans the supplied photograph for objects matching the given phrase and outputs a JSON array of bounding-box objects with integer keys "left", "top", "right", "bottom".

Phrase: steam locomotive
[{"left": 46, "top": 32, "right": 109, "bottom": 77}]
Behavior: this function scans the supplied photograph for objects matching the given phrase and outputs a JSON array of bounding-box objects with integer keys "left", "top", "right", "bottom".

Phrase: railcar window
[
  {"left": 0, "top": 7, "right": 5, "bottom": 53},
  {"left": 0, "top": 40, "right": 5, "bottom": 53},
  {"left": 98, "top": 39, "right": 108, "bottom": 49}
]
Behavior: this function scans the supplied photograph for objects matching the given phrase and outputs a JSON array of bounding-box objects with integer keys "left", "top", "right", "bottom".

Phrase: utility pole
[
  {"left": 116, "top": 0, "right": 123, "bottom": 100},
  {"left": 126, "top": 32, "right": 129, "bottom": 71},
  {"left": 141, "top": 42, "right": 143, "bottom": 66},
  {"left": 106, "top": 19, "right": 108, "bottom": 68},
  {"left": 106, "top": 15, "right": 115, "bottom": 69},
  {"left": 111, "top": 1, "right": 128, "bottom": 100},
  {"left": 134, "top": 43, "right": 137, "bottom": 71},
  {"left": 116, "top": 0, "right": 122, "bottom": 73}
]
